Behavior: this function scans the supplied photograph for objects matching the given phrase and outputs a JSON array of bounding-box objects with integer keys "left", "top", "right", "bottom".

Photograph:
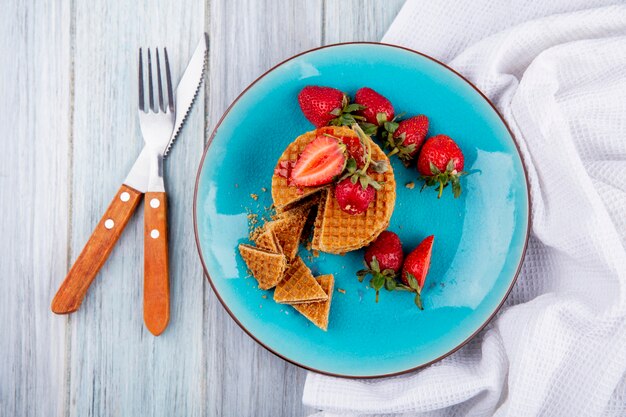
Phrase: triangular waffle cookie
[
  {"left": 274, "top": 256, "right": 328, "bottom": 304},
  {"left": 238, "top": 244, "right": 287, "bottom": 290},
  {"left": 269, "top": 201, "right": 314, "bottom": 260},
  {"left": 293, "top": 274, "right": 334, "bottom": 331},
  {"left": 253, "top": 228, "right": 281, "bottom": 253}
]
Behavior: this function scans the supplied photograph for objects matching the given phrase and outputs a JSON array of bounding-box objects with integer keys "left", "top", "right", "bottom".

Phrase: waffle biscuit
[
  {"left": 292, "top": 274, "right": 334, "bottom": 331},
  {"left": 238, "top": 244, "right": 287, "bottom": 290},
  {"left": 311, "top": 189, "right": 329, "bottom": 250},
  {"left": 271, "top": 127, "right": 355, "bottom": 211},
  {"left": 274, "top": 256, "right": 328, "bottom": 304},
  {"left": 261, "top": 200, "right": 314, "bottom": 260},
  {"left": 253, "top": 228, "right": 281, "bottom": 253},
  {"left": 309, "top": 132, "right": 395, "bottom": 253}
]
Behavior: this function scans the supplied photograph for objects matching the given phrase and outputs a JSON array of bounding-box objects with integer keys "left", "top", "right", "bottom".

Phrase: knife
[{"left": 51, "top": 34, "right": 208, "bottom": 315}]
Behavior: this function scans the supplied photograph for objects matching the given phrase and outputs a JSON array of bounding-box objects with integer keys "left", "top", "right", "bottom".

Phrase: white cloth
[{"left": 303, "top": 1, "right": 626, "bottom": 416}]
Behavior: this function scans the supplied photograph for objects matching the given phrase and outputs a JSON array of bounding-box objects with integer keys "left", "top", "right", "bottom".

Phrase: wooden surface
[{"left": 0, "top": 1, "right": 405, "bottom": 416}]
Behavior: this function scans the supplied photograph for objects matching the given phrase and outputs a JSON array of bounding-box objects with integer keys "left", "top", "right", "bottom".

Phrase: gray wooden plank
[
  {"left": 0, "top": 1, "right": 71, "bottom": 417},
  {"left": 323, "top": 0, "right": 406, "bottom": 44},
  {"left": 68, "top": 1, "right": 206, "bottom": 416},
  {"left": 206, "top": 1, "right": 322, "bottom": 416}
]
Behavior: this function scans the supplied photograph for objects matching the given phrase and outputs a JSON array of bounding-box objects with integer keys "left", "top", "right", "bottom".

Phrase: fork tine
[
  {"left": 138, "top": 48, "right": 145, "bottom": 112},
  {"left": 164, "top": 48, "right": 174, "bottom": 113},
  {"left": 155, "top": 48, "right": 165, "bottom": 112},
  {"left": 147, "top": 48, "right": 155, "bottom": 112}
]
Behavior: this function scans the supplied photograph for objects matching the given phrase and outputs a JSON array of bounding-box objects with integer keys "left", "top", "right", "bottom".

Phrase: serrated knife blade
[
  {"left": 124, "top": 34, "right": 208, "bottom": 192},
  {"left": 164, "top": 33, "right": 208, "bottom": 156}
]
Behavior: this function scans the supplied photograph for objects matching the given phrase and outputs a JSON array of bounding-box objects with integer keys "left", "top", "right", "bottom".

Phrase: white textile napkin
[{"left": 303, "top": 1, "right": 626, "bottom": 416}]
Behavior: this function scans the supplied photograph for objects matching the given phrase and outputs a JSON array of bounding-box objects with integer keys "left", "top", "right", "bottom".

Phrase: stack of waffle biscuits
[
  {"left": 238, "top": 202, "right": 334, "bottom": 331},
  {"left": 272, "top": 125, "right": 396, "bottom": 253}
]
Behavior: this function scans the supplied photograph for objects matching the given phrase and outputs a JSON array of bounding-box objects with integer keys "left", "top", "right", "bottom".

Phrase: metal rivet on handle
[
  {"left": 120, "top": 192, "right": 130, "bottom": 202},
  {"left": 104, "top": 219, "right": 114, "bottom": 229},
  {"left": 150, "top": 229, "right": 160, "bottom": 239},
  {"left": 150, "top": 198, "right": 160, "bottom": 208}
]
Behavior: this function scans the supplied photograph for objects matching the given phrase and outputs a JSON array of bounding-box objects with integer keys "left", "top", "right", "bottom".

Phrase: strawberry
[
  {"left": 357, "top": 231, "right": 404, "bottom": 302},
  {"left": 401, "top": 235, "right": 434, "bottom": 310},
  {"left": 364, "top": 231, "right": 404, "bottom": 274},
  {"left": 354, "top": 87, "right": 395, "bottom": 127},
  {"left": 334, "top": 178, "right": 375, "bottom": 215},
  {"left": 290, "top": 135, "right": 346, "bottom": 187},
  {"left": 417, "top": 135, "right": 466, "bottom": 198},
  {"left": 298, "top": 86, "right": 366, "bottom": 128},
  {"left": 339, "top": 136, "right": 365, "bottom": 168},
  {"left": 334, "top": 125, "right": 388, "bottom": 215},
  {"left": 385, "top": 115, "right": 429, "bottom": 164}
]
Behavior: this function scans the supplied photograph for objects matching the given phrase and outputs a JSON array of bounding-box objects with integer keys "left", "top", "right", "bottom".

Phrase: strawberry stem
[
  {"left": 352, "top": 124, "right": 372, "bottom": 174},
  {"left": 438, "top": 181, "right": 444, "bottom": 199},
  {"left": 387, "top": 147, "right": 399, "bottom": 157}
]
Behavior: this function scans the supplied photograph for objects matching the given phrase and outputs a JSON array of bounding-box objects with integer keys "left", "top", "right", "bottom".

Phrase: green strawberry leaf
[
  {"left": 359, "top": 122, "right": 378, "bottom": 136},
  {"left": 330, "top": 108, "right": 342, "bottom": 117},
  {"left": 385, "top": 276, "right": 397, "bottom": 291},
  {"left": 376, "top": 112, "right": 388, "bottom": 126},
  {"left": 344, "top": 103, "right": 366, "bottom": 113},
  {"left": 406, "top": 272, "right": 420, "bottom": 290},
  {"left": 446, "top": 159, "right": 455, "bottom": 172},
  {"left": 429, "top": 162, "right": 441, "bottom": 175},
  {"left": 371, "top": 274, "right": 385, "bottom": 291},
  {"left": 369, "top": 257, "right": 380, "bottom": 273},
  {"left": 384, "top": 121, "right": 399, "bottom": 134},
  {"left": 414, "top": 292, "right": 424, "bottom": 310}
]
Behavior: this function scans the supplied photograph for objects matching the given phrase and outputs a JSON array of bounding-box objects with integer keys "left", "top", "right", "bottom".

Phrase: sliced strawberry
[
  {"left": 290, "top": 136, "right": 346, "bottom": 187},
  {"left": 401, "top": 235, "right": 435, "bottom": 310},
  {"left": 340, "top": 136, "right": 365, "bottom": 168}
]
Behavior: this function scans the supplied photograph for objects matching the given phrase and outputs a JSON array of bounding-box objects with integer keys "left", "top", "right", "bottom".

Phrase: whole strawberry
[
  {"left": 386, "top": 115, "right": 429, "bottom": 164},
  {"left": 334, "top": 178, "right": 375, "bottom": 215},
  {"left": 417, "top": 135, "right": 466, "bottom": 198},
  {"left": 401, "top": 235, "right": 434, "bottom": 310},
  {"left": 354, "top": 87, "right": 394, "bottom": 126},
  {"left": 298, "top": 86, "right": 366, "bottom": 128},
  {"left": 357, "top": 231, "right": 404, "bottom": 302},
  {"left": 298, "top": 86, "right": 345, "bottom": 127}
]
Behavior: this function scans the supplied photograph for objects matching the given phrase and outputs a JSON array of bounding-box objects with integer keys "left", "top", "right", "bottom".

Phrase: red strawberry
[
  {"left": 334, "top": 178, "right": 375, "bottom": 215},
  {"left": 365, "top": 231, "right": 404, "bottom": 274},
  {"left": 417, "top": 135, "right": 466, "bottom": 198},
  {"left": 354, "top": 87, "right": 395, "bottom": 126},
  {"left": 290, "top": 136, "right": 346, "bottom": 187},
  {"left": 357, "top": 231, "right": 404, "bottom": 302},
  {"left": 386, "top": 115, "right": 429, "bottom": 164},
  {"left": 340, "top": 136, "right": 365, "bottom": 168},
  {"left": 298, "top": 86, "right": 346, "bottom": 127},
  {"left": 401, "top": 235, "right": 434, "bottom": 310}
]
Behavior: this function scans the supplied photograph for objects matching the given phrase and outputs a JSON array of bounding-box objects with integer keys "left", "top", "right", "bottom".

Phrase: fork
[{"left": 138, "top": 47, "right": 175, "bottom": 335}]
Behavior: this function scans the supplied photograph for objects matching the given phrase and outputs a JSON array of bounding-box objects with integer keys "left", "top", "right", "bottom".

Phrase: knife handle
[
  {"left": 51, "top": 184, "right": 142, "bottom": 314},
  {"left": 143, "top": 191, "right": 170, "bottom": 336}
]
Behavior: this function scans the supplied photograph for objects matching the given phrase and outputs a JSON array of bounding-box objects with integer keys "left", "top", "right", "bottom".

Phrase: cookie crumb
[
  {"left": 250, "top": 193, "right": 258, "bottom": 200},
  {"left": 261, "top": 295, "right": 267, "bottom": 299},
  {"left": 405, "top": 181, "right": 415, "bottom": 189},
  {"left": 261, "top": 187, "right": 267, "bottom": 192},
  {"left": 306, "top": 242, "right": 312, "bottom": 251},
  {"left": 313, "top": 250, "right": 320, "bottom": 258},
  {"left": 337, "top": 288, "right": 346, "bottom": 294}
]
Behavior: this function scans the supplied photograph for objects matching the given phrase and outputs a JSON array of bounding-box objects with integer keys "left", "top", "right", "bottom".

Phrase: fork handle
[
  {"left": 143, "top": 191, "right": 170, "bottom": 336},
  {"left": 51, "top": 184, "right": 142, "bottom": 314}
]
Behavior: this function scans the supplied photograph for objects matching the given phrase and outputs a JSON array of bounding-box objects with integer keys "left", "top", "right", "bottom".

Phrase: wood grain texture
[
  {"left": 143, "top": 191, "right": 170, "bottom": 335},
  {"left": 52, "top": 184, "right": 142, "bottom": 313},
  {"left": 0, "top": 0, "right": 404, "bottom": 416},
  {"left": 68, "top": 1, "right": 205, "bottom": 416},
  {"left": 0, "top": 1, "right": 71, "bottom": 417}
]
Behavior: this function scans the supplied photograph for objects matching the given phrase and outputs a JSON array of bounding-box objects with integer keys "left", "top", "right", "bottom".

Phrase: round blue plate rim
[{"left": 193, "top": 42, "right": 531, "bottom": 379}]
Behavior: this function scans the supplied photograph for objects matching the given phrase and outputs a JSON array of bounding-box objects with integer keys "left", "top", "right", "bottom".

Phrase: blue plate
[{"left": 194, "top": 43, "right": 529, "bottom": 378}]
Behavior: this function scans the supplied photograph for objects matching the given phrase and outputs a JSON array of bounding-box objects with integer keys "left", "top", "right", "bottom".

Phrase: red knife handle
[
  {"left": 51, "top": 184, "right": 142, "bottom": 314},
  {"left": 143, "top": 191, "right": 170, "bottom": 336}
]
